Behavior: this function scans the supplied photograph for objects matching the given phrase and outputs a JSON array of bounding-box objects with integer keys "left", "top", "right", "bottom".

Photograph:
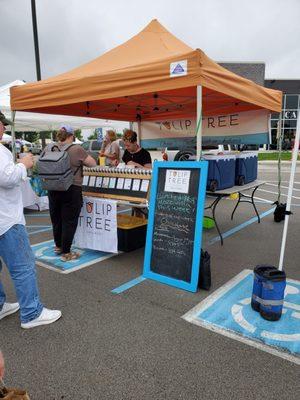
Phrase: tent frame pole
[
  {"left": 10, "top": 111, "right": 16, "bottom": 161},
  {"left": 278, "top": 108, "right": 300, "bottom": 271},
  {"left": 137, "top": 119, "right": 142, "bottom": 145},
  {"left": 196, "top": 85, "right": 202, "bottom": 160}
]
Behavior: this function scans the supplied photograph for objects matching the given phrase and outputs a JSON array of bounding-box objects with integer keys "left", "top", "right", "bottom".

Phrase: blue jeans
[{"left": 0, "top": 224, "right": 43, "bottom": 323}]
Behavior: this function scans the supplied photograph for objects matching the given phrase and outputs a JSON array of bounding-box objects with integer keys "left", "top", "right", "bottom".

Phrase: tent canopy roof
[{"left": 10, "top": 19, "right": 282, "bottom": 121}]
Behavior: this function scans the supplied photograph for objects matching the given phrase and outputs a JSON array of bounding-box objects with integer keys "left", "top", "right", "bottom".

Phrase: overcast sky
[{"left": 1, "top": 0, "right": 299, "bottom": 86}]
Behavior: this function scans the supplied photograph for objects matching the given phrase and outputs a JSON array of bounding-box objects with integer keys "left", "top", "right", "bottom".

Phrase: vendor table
[{"left": 205, "top": 180, "right": 266, "bottom": 245}]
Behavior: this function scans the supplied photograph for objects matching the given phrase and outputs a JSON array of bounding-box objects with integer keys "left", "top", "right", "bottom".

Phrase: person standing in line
[
  {"left": 0, "top": 116, "right": 61, "bottom": 329},
  {"left": 48, "top": 125, "right": 96, "bottom": 262}
]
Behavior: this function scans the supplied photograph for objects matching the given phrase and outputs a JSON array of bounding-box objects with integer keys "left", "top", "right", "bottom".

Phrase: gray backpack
[{"left": 37, "top": 143, "right": 80, "bottom": 191}]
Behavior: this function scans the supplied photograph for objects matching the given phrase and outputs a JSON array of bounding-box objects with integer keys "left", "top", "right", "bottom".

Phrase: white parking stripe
[
  {"left": 257, "top": 188, "right": 300, "bottom": 200},
  {"left": 266, "top": 183, "right": 300, "bottom": 192}
]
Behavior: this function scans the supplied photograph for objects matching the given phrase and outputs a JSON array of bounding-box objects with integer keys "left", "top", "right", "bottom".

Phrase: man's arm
[{"left": 0, "top": 154, "right": 33, "bottom": 188}]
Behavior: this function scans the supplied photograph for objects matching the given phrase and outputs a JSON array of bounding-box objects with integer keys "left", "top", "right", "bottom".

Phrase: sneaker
[
  {"left": 21, "top": 307, "right": 62, "bottom": 329},
  {"left": 0, "top": 302, "right": 20, "bottom": 320}
]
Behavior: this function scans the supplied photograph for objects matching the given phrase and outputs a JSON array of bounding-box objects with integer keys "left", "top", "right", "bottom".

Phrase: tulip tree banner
[
  {"left": 136, "top": 109, "right": 270, "bottom": 149},
  {"left": 74, "top": 197, "right": 118, "bottom": 253}
]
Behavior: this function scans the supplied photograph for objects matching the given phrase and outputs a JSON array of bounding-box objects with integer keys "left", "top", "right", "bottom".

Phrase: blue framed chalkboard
[{"left": 143, "top": 161, "right": 208, "bottom": 292}]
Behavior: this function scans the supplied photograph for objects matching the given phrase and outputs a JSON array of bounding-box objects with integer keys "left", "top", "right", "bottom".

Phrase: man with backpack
[
  {"left": 38, "top": 125, "right": 96, "bottom": 262},
  {"left": 0, "top": 117, "right": 61, "bottom": 329}
]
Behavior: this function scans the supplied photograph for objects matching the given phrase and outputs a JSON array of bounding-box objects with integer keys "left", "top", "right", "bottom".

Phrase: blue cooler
[
  {"left": 260, "top": 269, "right": 286, "bottom": 321},
  {"left": 235, "top": 152, "right": 258, "bottom": 185},
  {"left": 251, "top": 265, "right": 277, "bottom": 312},
  {"left": 203, "top": 154, "right": 236, "bottom": 192}
]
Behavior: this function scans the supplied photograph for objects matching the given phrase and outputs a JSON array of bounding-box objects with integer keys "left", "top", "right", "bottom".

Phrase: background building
[{"left": 221, "top": 62, "right": 300, "bottom": 149}]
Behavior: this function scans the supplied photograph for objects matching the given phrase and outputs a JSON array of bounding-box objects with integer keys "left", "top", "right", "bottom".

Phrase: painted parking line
[
  {"left": 32, "top": 239, "right": 117, "bottom": 274},
  {"left": 258, "top": 188, "right": 300, "bottom": 200},
  {"left": 182, "top": 269, "right": 300, "bottom": 365},
  {"left": 266, "top": 183, "right": 300, "bottom": 192},
  {"left": 27, "top": 225, "right": 52, "bottom": 228},
  {"left": 208, "top": 207, "right": 275, "bottom": 246},
  {"left": 111, "top": 276, "right": 146, "bottom": 294},
  {"left": 25, "top": 213, "right": 50, "bottom": 217},
  {"left": 28, "top": 227, "right": 53, "bottom": 236}
]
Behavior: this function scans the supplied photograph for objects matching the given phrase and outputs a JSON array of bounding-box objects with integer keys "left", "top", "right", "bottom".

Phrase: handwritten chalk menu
[{"left": 143, "top": 161, "right": 208, "bottom": 292}]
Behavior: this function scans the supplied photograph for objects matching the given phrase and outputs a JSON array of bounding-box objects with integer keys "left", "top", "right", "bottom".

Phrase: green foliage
[
  {"left": 74, "top": 129, "right": 83, "bottom": 141},
  {"left": 24, "top": 132, "right": 39, "bottom": 143},
  {"left": 258, "top": 151, "right": 300, "bottom": 161},
  {"left": 88, "top": 130, "right": 98, "bottom": 140}
]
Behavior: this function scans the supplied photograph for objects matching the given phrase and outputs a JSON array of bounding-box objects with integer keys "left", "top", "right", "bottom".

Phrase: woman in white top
[{"left": 99, "top": 130, "right": 120, "bottom": 166}]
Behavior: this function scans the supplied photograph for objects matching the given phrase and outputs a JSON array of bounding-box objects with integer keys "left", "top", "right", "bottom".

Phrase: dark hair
[
  {"left": 56, "top": 128, "right": 73, "bottom": 142},
  {"left": 123, "top": 129, "right": 137, "bottom": 143}
]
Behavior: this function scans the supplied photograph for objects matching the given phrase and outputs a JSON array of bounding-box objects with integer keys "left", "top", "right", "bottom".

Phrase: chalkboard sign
[{"left": 143, "top": 161, "right": 208, "bottom": 292}]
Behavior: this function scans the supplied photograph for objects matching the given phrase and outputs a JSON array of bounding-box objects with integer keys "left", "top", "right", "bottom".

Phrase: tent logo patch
[{"left": 170, "top": 60, "right": 187, "bottom": 77}]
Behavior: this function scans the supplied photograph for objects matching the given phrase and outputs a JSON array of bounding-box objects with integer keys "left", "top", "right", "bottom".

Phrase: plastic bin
[
  {"left": 203, "top": 154, "right": 236, "bottom": 191},
  {"left": 251, "top": 265, "right": 277, "bottom": 312},
  {"left": 260, "top": 269, "right": 286, "bottom": 321},
  {"left": 117, "top": 214, "right": 148, "bottom": 252},
  {"left": 235, "top": 152, "right": 258, "bottom": 185}
]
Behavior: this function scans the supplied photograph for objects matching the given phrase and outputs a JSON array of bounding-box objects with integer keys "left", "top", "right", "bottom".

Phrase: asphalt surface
[{"left": 1, "top": 164, "right": 300, "bottom": 400}]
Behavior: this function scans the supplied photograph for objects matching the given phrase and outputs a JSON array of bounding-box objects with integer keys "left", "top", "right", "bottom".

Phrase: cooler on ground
[
  {"left": 203, "top": 154, "right": 236, "bottom": 192},
  {"left": 235, "top": 151, "right": 258, "bottom": 185},
  {"left": 117, "top": 214, "right": 147, "bottom": 252}
]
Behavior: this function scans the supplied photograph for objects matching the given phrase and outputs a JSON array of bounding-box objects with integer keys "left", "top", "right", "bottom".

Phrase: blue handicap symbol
[{"left": 196, "top": 270, "right": 300, "bottom": 355}]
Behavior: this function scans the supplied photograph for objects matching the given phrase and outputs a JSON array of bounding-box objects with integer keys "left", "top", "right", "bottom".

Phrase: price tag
[
  {"left": 132, "top": 179, "right": 141, "bottom": 191},
  {"left": 124, "top": 178, "right": 132, "bottom": 190},
  {"left": 116, "top": 177, "right": 124, "bottom": 189},
  {"left": 102, "top": 177, "right": 110, "bottom": 188},
  {"left": 109, "top": 177, "right": 116, "bottom": 189},
  {"left": 95, "top": 176, "right": 103, "bottom": 188},
  {"left": 83, "top": 175, "right": 89, "bottom": 186},
  {"left": 140, "top": 180, "right": 149, "bottom": 192},
  {"left": 89, "top": 176, "right": 96, "bottom": 187}
]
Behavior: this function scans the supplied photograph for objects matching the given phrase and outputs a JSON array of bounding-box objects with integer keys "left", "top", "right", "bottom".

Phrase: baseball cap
[
  {"left": 0, "top": 111, "right": 13, "bottom": 126},
  {"left": 60, "top": 124, "right": 74, "bottom": 135}
]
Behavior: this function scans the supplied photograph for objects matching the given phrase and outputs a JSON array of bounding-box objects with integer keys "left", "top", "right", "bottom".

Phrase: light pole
[{"left": 31, "top": 0, "right": 41, "bottom": 81}]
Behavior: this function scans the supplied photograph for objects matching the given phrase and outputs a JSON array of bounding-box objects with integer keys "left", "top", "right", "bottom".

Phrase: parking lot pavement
[{"left": 1, "top": 166, "right": 299, "bottom": 399}]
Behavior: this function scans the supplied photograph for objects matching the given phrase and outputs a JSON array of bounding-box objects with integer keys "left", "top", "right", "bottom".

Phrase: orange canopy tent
[{"left": 10, "top": 19, "right": 282, "bottom": 156}]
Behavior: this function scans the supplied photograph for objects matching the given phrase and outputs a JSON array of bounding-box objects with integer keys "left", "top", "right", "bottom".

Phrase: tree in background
[
  {"left": 74, "top": 129, "right": 83, "bottom": 141},
  {"left": 24, "top": 131, "right": 40, "bottom": 143},
  {"left": 88, "top": 130, "right": 98, "bottom": 140}
]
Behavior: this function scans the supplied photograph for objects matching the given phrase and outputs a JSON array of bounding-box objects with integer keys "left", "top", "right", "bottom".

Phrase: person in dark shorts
[
  {"left": 121, "top": 130, "right": 152, "bottom": 169},
  {"left": 48, "top": 125, "right": 96, "bottom": 262}
]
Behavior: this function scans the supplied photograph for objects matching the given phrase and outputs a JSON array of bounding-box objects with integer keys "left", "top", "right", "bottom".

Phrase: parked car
[
  {"left": 81, "top": 140, "right": 103, "bottom": 161},
  {"left": 31, "top": 143, "right": 42, "bottom": 155}
]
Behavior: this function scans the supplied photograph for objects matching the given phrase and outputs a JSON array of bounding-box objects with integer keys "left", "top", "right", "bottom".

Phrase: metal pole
[
  {"left": 278, "top": 109, "right": 300, "bottom": 270},
  {"left": 10, "top": 111, "right": 16, "bottom": 161},
  {"left": 31, "top": 0, "right": 41, "bottom": 81},
  {"left": 137, "top": 119, "right": 142, "bottom": 145},
  {"left": 196, "top": 85, "right": 202, "bottom": 160}
]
